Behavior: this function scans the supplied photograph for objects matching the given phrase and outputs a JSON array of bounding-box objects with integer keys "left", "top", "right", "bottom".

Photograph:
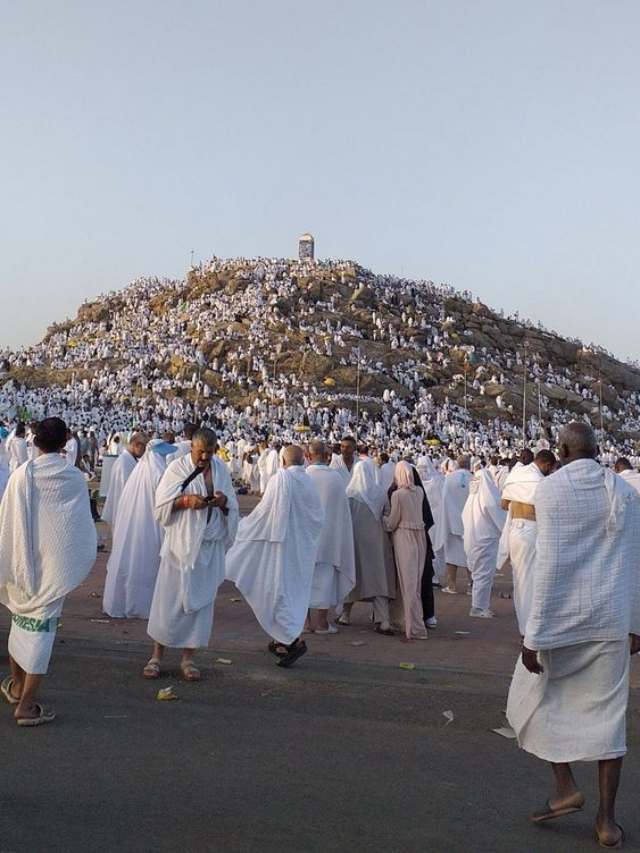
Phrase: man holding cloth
[
  {"left": 507, "top": 423, "right": 640, "bottom": 849},
  {"left": 143, "top": 428, "right": 238, "bottom": 681}
]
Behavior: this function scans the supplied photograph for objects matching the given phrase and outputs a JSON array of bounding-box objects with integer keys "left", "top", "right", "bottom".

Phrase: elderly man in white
[
  {"left": 507, "top": 423, "right": 640, "bottom": 850},
  {"left": 143, "top": 428, "right": 238, "bottom": 682},
  {"left": 101, "top": 432, "right": 149, "bottom": 529}
]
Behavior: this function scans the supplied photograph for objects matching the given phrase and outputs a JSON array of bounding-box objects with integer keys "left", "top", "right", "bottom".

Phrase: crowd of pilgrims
[
  {"left": 2, "top": 255, "right": 640, "bottom": 643},
  {"left": 2, "top": 257, "right": 640, "bottom": 475},
  {"left": 2, "top": 418, "right": 640, "bottom": 652}
]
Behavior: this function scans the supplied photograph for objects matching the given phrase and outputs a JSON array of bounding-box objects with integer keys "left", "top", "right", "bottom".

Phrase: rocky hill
[{"left": 3, "top": 257, "right": 640, "bottom": 449}]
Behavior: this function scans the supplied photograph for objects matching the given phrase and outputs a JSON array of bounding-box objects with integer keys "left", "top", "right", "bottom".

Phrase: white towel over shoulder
[{"left": 0, "top": 454, "right": 97, "bottom": 614}]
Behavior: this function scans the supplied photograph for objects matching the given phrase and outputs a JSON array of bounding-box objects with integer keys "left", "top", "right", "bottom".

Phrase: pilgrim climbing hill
[{"left": 5, "top": 256, "right": 640, "bottom": 446}]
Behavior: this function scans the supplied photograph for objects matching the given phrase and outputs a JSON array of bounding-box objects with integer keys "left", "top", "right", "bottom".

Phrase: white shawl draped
[
  {"left": 101, "top": 449, "right": 137, "bottom": 526},
  {"left": 346, "top": 460, "right": 387, "bottom": 521},
  {"left": 329, "top": 454, "right": 357, "bottom": 486},
  {"left": 155, "top": 454, "right": 239, "bottom": 571},
  {"left": 103, "top": 445, "right": 168, "bottom": 618},
  {"left": 225, "top": 466, "right": 324, "bottom": 644},
  {"left": 525, "top": 459, "right": 640, "bottom": 650},
  {"left": 496, "top": 462, "right": 544, "bottom": 567},
  {"left": 433, "top": 469, "right": 472, "bottom": 551},
  {"left": 306, "top": 464, "right": 356, "bottom": 602},
  {"left": 462, "top": 469, "right": 507, "bottom": 557},
  {"left": 0, "top": 454, "right": 97, "bottom": 613}
]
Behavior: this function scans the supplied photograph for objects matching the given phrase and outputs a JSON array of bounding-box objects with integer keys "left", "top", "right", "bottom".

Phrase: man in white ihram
[
  {"left": 434, "top": 455, "right": 473, "bottom": 594},
  {"left": 102, "top": 439, "right": 174, "bottom": 619},
  {"left": 257, "top": 439, "right": 279, "bottom": 495},
  {"left": 101, "top": 432, "right": 149, "bottom": 529},
  {"left": 226, "top": 444, "right": 324, "bottom": 667},
  {"left": 497, "top": 449, "right": 556, "bottom": 635},
  {"left": 0, "top": 417, "right": 96, "bottom": 726},
  {"left": 507, "top": 423, "right": 640, "bottom": 850},
  {"left": 142, "top": 428, "right": 238, "bottom": 682},
  {"left": 461, "top": 467, "right": 506, "bottom": 617},
  {"left": 613, "top": 457, "right": 640, "bottom": 494},
  {"left": 304, "top": 440, "right": 355, "bottom": 634},
  {"left": 329, "top": 435, "right": 358, "bottom": 486}
]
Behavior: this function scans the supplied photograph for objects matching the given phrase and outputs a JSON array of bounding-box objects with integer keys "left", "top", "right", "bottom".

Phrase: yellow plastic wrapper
[
  {"left": 399, "top": 662, "right": 415, "bottom": 670},
  {"left": 157, "top": 686, "right": 179, "bottom": 700}
]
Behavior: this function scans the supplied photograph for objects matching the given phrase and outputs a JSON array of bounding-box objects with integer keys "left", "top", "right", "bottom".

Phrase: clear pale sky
[{"left": 1, "top": 1, "right": 639, "bottom": 359}]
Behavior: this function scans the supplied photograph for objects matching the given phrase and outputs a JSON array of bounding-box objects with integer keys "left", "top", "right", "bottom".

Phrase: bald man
[
  {"left": 226, "top": 445, "right": 324, "bottom": 667},
  {"left": 101, "top": 432, "right": 149, "bottom": 530},
  {"left": 507, "top": 423, "right": 640, "bottom": 849}
]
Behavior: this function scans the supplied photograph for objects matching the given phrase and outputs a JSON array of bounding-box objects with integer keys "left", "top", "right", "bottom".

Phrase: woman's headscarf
[{"left": 394, "top": 460, "right": 416, "bottom": 491}]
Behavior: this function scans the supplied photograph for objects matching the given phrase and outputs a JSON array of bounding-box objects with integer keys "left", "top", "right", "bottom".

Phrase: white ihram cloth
[
  {"left": 103, "top": 446, "right": 168, "bottom": 619},
  {"left": 376, "top": 460, "right": 396, "bottom": 494},
  {"left": 243, "top": 453, "right": 260, "bottom": 492},
  {"left": 496, "top": 462, "right": 544, "bottom": 635},
  {"left": 225, "top": 466, "right": 324, "bottom": 645},
  {"left": 166, "top": 440, "right": 191, "bottom": 465},
  {"left": 433, "top": 469, "right": 472, "bottom": 567},
  {"left": 329, "top": 455, "right": 358, "bottom": 486},
  {"left": 0, "top": 459, "right": 9, "bottom": 503},
  {"left": 416, "top": 456, "right": 445, "bottom": 580},
  {"left": 101, "top": 449, "right": 137, "bottom": 528},
  {"left": 619, "top": 467, "right": 640, "bottom": 495},
  {"left": 7, "top": 437, "right": 28, "bottom": 473},
  {"left": 507, "top": 640, "right": 630, "bottom": 762},
  {"left": 507, "top": 459, "right": 640, "bottom": 762},
  {"left": 305, "top": 465, "right": 356, "bottom": 609},
  {"left": 346, "top": 460, "right": 387, "bottom": 521},
  {"left": 462, "top": 470, "right": 507, "bottom": 611},
  {"left": 0, "top": 454, "right": 97, "bottom": 673},
  {"left": 257, "top": 448, "right": 279, "bottom": 494},
  {"left": 147, "top": 455, "right": 238, "bottom": 648}
]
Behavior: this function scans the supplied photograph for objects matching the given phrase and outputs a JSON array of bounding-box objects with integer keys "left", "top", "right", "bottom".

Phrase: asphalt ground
[
  {"left": 1, "top": 494, "right": 640, "bottom": 852},
  {"left": 1, "top": 642, "right": 640, "bottom": 853}
]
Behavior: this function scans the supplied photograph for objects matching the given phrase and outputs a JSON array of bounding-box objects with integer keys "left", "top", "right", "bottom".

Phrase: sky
[{"left": 1, "top": 1, "right": 639, "bottom": 360}]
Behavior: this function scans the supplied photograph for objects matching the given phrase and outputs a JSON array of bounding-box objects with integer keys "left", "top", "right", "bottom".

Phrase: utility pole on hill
[
  {"left": 355, "top": 347, "right": 361, "bottom": 442},
  {"left": 522, "top": 340, "right": 530, "bottom": 448}
]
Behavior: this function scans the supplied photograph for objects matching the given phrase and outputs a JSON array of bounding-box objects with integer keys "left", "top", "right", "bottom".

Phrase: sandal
[
  {"left": 142, "top": 658, "right": 162, "bottom": 679},
  {"left": 1, "top": 676, "right": 20, "bottom": 705},
  {"left": 16, "top": 703, "right": 56, "bottom": 727},
  {"left": 276, "top": 639, "right": 308, "bottom": 668},
  {"left": 531, "top": 796, "right": 585, "bottom": 823},
  {"left": 181, "top": 661, "right": 201, "bottom": 682},
  {"left": 268, "top": 641, "right": 287, "bottom": 657}
]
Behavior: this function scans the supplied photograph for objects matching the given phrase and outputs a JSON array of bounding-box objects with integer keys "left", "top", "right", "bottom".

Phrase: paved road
[{"left": 2, "top": 641, "right": 640, "bottom": 853}]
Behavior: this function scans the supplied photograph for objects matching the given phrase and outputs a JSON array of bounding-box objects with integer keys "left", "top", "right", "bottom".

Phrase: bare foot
[
  {"left": 548, "top": 791, "right": 585, "bottom": 812},
  {"left": 596, "top": 820, "right": 624, "bottom": 849}
]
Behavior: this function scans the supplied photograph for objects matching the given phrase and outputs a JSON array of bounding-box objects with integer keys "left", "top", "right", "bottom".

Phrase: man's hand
[
  {"left": 209, "top": 491, "right": 228, "bottom": 509},
  {"left": 630, "top": 634, "right": 640, "bottom": 656},
  {"left": 522, "top": 646, "right": 544, "bottom": 674},
  {"left": 185, "top": 494, "right": 208, "bottom": 510}
]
